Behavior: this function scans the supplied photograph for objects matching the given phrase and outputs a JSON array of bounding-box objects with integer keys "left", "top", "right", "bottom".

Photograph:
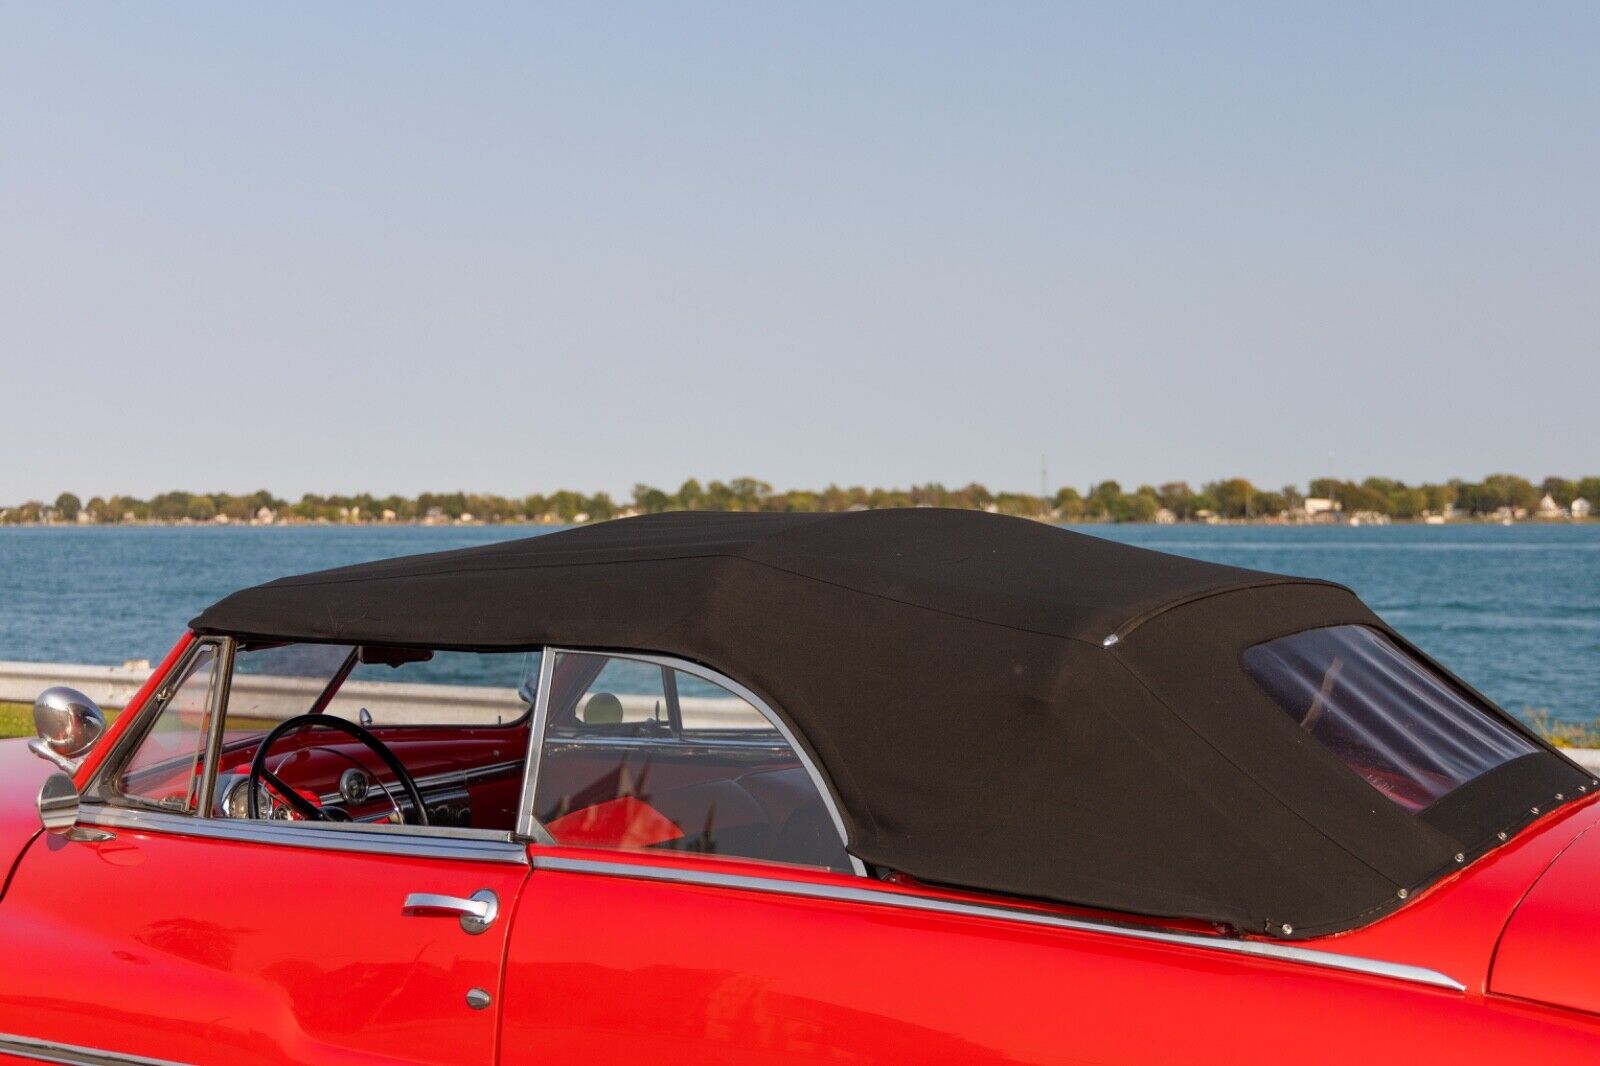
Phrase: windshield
[{"left": 230, "top": 643, "right": 538, "bottom": 728}]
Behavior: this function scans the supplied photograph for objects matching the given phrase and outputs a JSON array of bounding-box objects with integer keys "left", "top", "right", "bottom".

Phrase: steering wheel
[{"left": 247, "top": 713, "right": 430, "bottom": 826}]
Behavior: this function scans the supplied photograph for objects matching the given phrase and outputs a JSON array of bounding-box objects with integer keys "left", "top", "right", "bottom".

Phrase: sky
[{"left": 2, "top": 2, "right": 1596, "bottom": 503}]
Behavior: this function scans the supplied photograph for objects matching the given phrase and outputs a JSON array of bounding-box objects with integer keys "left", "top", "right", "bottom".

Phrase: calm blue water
[{"left": 1, "top": 523, "right": 1596, "bottom": 723}]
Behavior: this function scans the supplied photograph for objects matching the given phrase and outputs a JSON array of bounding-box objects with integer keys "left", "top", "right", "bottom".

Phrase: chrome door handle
[{"left": 402, "top": 889, "right": 499, "bottom": 934}]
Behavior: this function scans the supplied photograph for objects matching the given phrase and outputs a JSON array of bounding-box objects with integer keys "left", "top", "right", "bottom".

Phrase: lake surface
[{"left": 1, "top": 523, "right": 1595, "bottom": 723}]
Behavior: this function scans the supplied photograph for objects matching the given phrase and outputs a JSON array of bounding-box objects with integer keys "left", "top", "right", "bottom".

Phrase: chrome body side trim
[
  {"left": 534, "top": 648, "right": 867, "bottom": 876},
  {"left": 530, "top": 855, "right": 1467, "bottom": 993},
  {"left": 78, "top": 805, "right": 528, "bottom": 865},
  {"left": 0, "top": 1031, "right": 191, "bottom": 1066}
]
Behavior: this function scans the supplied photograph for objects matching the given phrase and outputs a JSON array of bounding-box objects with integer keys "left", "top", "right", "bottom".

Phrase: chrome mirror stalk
[{"left": 26, "top": 738, "right": 78, "bottom": 774}]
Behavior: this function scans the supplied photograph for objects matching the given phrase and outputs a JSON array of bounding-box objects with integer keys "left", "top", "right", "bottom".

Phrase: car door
[
  {"left": 1, "top": 824, "right": 528, "bottom": 1065},
  {"left": 497, "top": 649, "right": 889, "bottom": 1062},
  {"left": 0, "top": 638, "right": 530, "bottom": 1065}
]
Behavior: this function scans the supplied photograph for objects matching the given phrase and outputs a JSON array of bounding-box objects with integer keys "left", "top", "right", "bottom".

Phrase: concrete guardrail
[
  {"left": 2, "top": 660, "right": 1596, "bottom": 767},
  {"left": 0, "top": 661, "right": 766, "bottom": 730}
]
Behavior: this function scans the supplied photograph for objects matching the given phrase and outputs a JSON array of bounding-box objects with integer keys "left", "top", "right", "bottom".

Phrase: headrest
[{"left": 580, "top": 692, "right": 625, "bottom": 725}]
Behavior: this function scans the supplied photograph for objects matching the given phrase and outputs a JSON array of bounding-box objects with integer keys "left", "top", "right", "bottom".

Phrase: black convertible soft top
[{"left": 191, "top": 509, "right": 1586, "bottom": 937}]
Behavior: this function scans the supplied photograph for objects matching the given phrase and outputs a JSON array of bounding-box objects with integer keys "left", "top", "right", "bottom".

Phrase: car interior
[{"left": 108, "top": 642, "right": 854, "bottom": 872}]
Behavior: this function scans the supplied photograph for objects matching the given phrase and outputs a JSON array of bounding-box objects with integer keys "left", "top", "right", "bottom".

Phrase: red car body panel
[
  {"left": 0, "top": 741, "right": 51, "bottom": 902},
  {"left": 498, "top": 845, "right": 1600, "bottom": 1065},
  {"left": 0, "top": 825, "right": 530, "bottom": 1064},
  {"left": 1304, "top": 793, "right": 1600, "bottom": 995},
  {"left": 1491, "top": 816, "right": 1600, "bottom": 1015},
  {"left": 2, "top": 634, "right": 1599, "bottom": 1062}
]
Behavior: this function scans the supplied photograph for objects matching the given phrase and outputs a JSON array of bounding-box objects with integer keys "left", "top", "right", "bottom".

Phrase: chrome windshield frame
[
  {"left": 514, "top": 647, "right": 557, "bottom": 845},
  {"left": 84, "top": 635, "right": 227, "bottom": 815}
]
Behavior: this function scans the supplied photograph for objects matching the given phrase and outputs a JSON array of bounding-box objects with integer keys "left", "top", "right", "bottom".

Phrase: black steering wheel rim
[{"left": 247, "top": 713, "right": 430, "bottom": 826}]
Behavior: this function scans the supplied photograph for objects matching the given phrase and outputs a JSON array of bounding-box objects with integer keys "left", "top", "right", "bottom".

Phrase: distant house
[
  {"left": 1302, "top": 497, "right": 1341, "bottom": 518},
  {"left": 1153, "top": 508, "right": 1177, "bottom": 525},
  {"left": 1537, "top": 494, "right": 1566, "bottom": 519},
  {"left": 253, "top": 506, "right": 276, "bottom": 525},
  {"left": 1573, "top": 498, "right": 1593, "bottom": 519}
]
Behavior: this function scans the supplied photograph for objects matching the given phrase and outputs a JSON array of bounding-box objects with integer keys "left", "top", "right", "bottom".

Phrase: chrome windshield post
[{"left": 513, "top": 649, "right": 557, "bottom": 845}]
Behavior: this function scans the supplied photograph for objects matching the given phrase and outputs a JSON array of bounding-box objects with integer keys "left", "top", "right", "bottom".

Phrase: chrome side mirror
[
  {"left": 28, "top": 686, "right": 107, "bottom": 773},
  {"left": 37, "top": 773, "right": 82, "bottom": 835}
]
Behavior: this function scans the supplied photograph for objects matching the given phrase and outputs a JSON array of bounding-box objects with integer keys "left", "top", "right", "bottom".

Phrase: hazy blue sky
[{"left": 3, "top": 3, "right": 1596, "bottom": 502}]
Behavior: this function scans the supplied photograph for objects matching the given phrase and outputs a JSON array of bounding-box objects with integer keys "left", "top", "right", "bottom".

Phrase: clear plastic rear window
[{"left": 1242, "top": 625, "right": 1535, "bottom": 812}]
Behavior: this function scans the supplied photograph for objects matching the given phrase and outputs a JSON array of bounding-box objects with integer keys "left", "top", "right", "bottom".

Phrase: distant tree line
[{"left": 4, "top": 473, "right": 1596, "bottom": 526}]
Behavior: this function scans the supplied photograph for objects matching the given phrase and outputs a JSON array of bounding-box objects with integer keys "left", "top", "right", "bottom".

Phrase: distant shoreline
[
  {"left": 2, "top": 514, "right": 1595, "bottom": 530},
  {"left": 5, "top": 474, "right": 1595, "bottom": 527}
]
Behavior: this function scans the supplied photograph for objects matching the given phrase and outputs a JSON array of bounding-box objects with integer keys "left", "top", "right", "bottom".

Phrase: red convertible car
[{"left": 2, "top": 509, "right": 1598, "bottom": 1063}]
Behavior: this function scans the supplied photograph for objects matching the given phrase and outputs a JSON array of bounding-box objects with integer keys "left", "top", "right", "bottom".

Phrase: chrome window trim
[
  {"left": 0, "top": 1031, "right": 191, "bottom": 1066},
  {"left": 524, "top": 647, "right": 866, "bottom": 876},
  {"left": 514, "top": 648, "right": 557, "bottom": 845},
  {"left": 78, "top": 805, "right": 529, "bottom": 865},
  {"left": 196, "top": 636, "right": 236, "bottom": 818},
  {"left": 531, "top": 855, "right": 1466, "bottom": 993},
  {"left": 85, "top": 637, "right": 226, "bottom": 812}
]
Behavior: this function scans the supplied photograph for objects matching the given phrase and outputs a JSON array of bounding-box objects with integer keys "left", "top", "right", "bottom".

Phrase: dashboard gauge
[
  {"left": 338, "top": 768, "right": 371, "bottom": 805},
  {"left": 220, "top": 776, "right": 274, "bottom": 820}
]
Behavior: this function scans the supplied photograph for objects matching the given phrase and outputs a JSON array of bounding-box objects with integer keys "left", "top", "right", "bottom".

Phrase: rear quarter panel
[
  {"left": 1491, "top": 820, "right": 1600, "bottom": 1014},
  {"left": 500, "top": 850, "right": 1600, "bottom": 1065}
]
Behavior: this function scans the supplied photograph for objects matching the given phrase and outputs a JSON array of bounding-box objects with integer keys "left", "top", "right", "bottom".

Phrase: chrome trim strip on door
[
  {"left": 534, "top": 648, "right": 867, "bottom": 876},
  {"left": 530, "top": 855, "right": 1468, "bottom": 993},
  {"left": 77, "top": 805, "right": 529, "bottom": 865},
  {"left": 0, "top": 1031, "right": 191, "bottom": 1066}
]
